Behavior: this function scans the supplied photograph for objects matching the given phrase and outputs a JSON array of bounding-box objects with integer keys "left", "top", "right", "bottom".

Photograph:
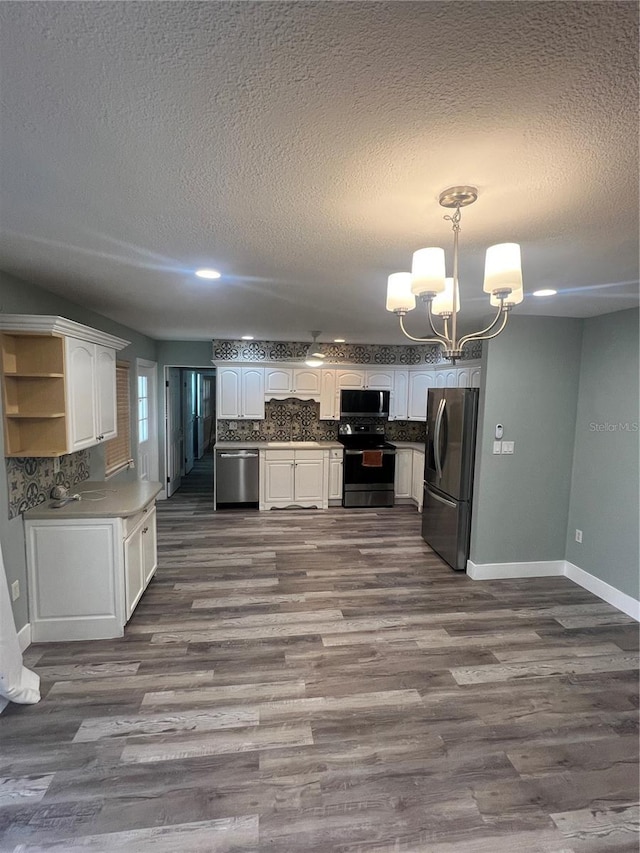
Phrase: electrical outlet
[
  {"left": 492, "top": 441, "right": 502, "bottom": 454},
  {"left": 53, "top": 457, "right": 60, "bottom": 474},
  {"left": 502, "top": 440, "right": 515, "bottom": 454},
  {"left": 575, "top": 529, "right": 583, "bottom": 543},
  {"left": 11, "top": 580, "right": 19, "bottom": 601},
  {"left": 252, "top": 422, "right": 260, "bottom": 431},
  {"left": 228, "top": 422, "right": 237, "bottom": 431}
]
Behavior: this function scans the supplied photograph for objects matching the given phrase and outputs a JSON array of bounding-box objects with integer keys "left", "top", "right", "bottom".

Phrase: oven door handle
[{"left": 345, "top": 449, "right": 396, "bottom": 456}]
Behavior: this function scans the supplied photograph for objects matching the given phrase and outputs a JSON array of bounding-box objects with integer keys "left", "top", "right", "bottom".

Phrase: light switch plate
[
  {"left": 228, "top": 422, "right": 238, "bottom": 431},
  {"left": 492, "top": 441, "right": 502, "bottom": 454},
  {"left": 502, "top": 440, "right": 515, "bottom": 454}
]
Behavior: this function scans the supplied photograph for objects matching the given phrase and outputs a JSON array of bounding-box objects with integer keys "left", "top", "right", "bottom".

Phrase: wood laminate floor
[{"left": 1, "top": 459, "right": 639, "bottom": 852}]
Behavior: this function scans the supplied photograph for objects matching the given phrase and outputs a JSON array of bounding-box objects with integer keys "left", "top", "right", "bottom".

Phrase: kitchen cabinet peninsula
[{"left": 23, "top": 480, "right": 162, "bottom": 641}]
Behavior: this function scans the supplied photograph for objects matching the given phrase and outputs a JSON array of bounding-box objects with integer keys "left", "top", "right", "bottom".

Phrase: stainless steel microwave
[{"left": 340, "top": 389, "right": 390, "bottom": 418}]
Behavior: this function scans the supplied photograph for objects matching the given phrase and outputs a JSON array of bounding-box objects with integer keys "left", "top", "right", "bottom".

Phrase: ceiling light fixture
[
  {"left": 305, "top": 331, "right": 326, "bottom": 367},
  {"left": 195, "top": 268, "right": 221, "bottom": 279},
  {"left": 533, "top": 289, "right": 557, "bottom": 297},
  {"left": 386, "top": 186, "right": 524, "bottom": 360}
]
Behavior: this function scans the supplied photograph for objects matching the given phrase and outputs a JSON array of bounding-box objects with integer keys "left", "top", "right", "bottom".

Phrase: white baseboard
[
  {"left": 466, "top": 559, "right": 639, "bottom": 621},
  {"left": 466, "top": 560, "right": 565, "bottom": 580},
  {"left": 17, "top": 622, "right": 31, "bottom": 652},
  {"left": 564, "top": 561, "right": 640, "bottom": 621}
]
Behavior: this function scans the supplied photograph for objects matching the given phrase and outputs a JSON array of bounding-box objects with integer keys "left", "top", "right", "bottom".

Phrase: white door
[
  {"left": 136, "top": 359, "right": 159, "bottom": 483},
  {"left": 394, "top": 448, "right": 413, "bottom": 498},
  {"left": 166, "top": 368, "right": 182, "bottom": 497},
  {"left": 184, "top": 370, "right": 195, "bottom": 475}
]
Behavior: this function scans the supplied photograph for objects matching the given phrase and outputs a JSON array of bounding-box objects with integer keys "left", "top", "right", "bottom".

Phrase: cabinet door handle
[{"left": 142, "top": 526, "right": 148, "bottom": 534}]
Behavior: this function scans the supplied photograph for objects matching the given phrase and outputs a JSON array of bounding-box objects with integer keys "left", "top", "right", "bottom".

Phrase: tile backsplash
[
  {"left": 217, "top": 398, "right": 426, "bottom": 444},
  {"left": 6, "top": 452, "right": 90, "bottom": 519}
]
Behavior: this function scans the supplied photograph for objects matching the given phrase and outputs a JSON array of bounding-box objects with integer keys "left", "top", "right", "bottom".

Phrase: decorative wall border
[{"left": 212, "top": 339, "right": 482, "bottom": 365}]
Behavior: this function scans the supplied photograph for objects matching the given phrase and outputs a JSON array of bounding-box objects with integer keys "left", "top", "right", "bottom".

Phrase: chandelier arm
[
  {"left": 398, "top": 315, "right": 449, "bottom": 345},
  {"left": 460, "top": 310, "right": 510, "bottom": 347},
  {"left": 457, "top": 304, "right": 506, "bottom": 349},
  {"left": 426, "top": 301, "right": 450, "bottom": 342}
]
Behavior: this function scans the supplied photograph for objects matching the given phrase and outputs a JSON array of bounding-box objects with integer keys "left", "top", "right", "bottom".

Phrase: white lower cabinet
[
  {"left": 411, "top": 450, "right": 425, "bottom": 511},
  {"left": 394, "top": 448, "right": 413, "bottom": 499},
  {"left": 328, "top": 448, "right": 343, "bottom": 503},
  {"left": 260, "top": 449, "right": 329, "bottom": 509},
  {"left": 124, "top": 505, "right": 157, "bottom": 620},
  {"left": 25, "top": 499, "right": 158, "bottom": 642}
]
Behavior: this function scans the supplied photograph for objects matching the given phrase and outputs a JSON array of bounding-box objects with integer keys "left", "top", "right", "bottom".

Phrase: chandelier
[{"left": 385, "top": 186, "right": 523, "bottom": 360}]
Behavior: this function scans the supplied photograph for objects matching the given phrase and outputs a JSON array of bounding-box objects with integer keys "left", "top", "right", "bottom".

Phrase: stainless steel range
[{"left": 338, "top": 422, "right": 396, "bottom": 508}]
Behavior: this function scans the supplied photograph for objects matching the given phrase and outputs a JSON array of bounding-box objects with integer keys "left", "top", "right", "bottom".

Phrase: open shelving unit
[{"left": 1, "top": 332, "right": 69, "bottom": 457}]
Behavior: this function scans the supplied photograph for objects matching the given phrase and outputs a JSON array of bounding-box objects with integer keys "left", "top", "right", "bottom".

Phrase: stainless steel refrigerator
[{"left": 421, "top": 388, "right": 479, "bottom": 571}]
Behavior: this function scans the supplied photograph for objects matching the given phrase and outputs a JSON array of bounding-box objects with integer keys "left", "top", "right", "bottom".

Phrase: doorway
[{"left": 165, "top": 366, "right": 216, "bottom": 497}]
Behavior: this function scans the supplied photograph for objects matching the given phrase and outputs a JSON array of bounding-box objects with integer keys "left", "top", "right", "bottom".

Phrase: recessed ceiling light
[
  {"left": 195, "top": 268, "right": 221, "bottom": 279},
  {"left": 533, "top": 289, "right": 557, "bottom": 297},
  {"left": 334, "top": 338, "right": 345, "bottom": 343},
  {"left": 241, "top": 335, "right": 254, "bottom": 340}
]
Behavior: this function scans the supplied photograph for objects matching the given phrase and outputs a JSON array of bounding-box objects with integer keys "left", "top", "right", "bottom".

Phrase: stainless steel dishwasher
[{"left": 215, "top": 448, "right": 260, "bottom": 507}]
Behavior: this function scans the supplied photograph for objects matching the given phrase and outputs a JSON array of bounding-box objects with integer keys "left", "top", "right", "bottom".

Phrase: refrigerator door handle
[
  {"left": 427, "top": 486, "right": 457, "bottom": 509},
  {"left": 434, "top": 397, "right": 445, "bottom": 479}
]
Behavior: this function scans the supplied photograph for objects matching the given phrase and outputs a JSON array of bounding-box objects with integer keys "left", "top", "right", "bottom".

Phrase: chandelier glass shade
[{"left": 386, "top": 186, "right": 524, "bottom": 360}]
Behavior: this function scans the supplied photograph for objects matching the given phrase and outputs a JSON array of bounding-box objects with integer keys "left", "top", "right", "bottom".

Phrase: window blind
[{"left": 105, "top": 362, "right": 131, "bottom": 476}]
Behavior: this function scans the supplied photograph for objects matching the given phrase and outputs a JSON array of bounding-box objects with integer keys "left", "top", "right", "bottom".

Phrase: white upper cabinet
[
  {"left": 336, "top": 368, "right": 394, "bottom": 390},
  {"left": 0, "top": 316, "right": 128, "bottom": 457},
  {"left": 389, "top": 370, "right": 409, "bottom": 421},
  {"left": 65, "top": 338, "right": 118, "bottom": 452},
  {"left": 264, "top": 368, "right": 292, "bottom": 395},
  {"left": 95, "top": 345, "right": 117, "bottom": 441},
  {"left": 319, "top": 369, "right": 338, "bottom": 420},
  {"left": 407, "top": 371, "right": 435, "bottom": 421},
  {"left": 470, "top": 366, "right": 482, "bottom": 387},
  {"left": 264, "top": 367, "right": 322, "bottom": 397},
  {"left": 217, "top": 366, "right": 265, "bottom": 419},
  {"left": 293, "top": 369, "right": 322, "bottom": 396},
  {"left": 336, "top": 370, "right": 365, "bottom": 390},
  {"left": 364, "top": 369, "right": 394, "bottom": 390}
]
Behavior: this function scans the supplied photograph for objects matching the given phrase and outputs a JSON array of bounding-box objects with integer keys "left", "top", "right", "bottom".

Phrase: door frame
[
  {"left": 161, "top": 363, "right": 216, "bottom": 500},
  {"left": 135, "top": 358, "right": 159, "bottom": 485}
]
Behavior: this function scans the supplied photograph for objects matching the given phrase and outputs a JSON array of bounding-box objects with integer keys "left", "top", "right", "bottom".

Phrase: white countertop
[
  {"left": 23, "top": 480, "right": 163, "bottom": 520},
  {"left": 391, "top": 441, "right": 425, "bottom": 452},
  {"left": 215, "top": 440, "right": 343, "bottom": 450}
]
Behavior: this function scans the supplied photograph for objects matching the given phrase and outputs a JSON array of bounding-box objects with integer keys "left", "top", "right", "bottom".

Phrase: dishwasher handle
[{"left": 218, "top": 451, "right": 259, "bottom": 458}]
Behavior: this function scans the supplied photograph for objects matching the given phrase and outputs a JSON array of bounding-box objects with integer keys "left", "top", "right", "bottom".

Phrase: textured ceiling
[{"left": 0, "top": 1, "right": 638, "bottom": 343}]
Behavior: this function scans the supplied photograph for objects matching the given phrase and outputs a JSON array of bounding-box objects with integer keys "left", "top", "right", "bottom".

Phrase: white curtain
[{"left": 0, "top": 543, "right": 40, "bottom": 713}]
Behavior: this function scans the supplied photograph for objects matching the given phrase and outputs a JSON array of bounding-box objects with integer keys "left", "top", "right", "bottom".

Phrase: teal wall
[
  {"left": 470, "top": 316, "right": 583, "bottom": 564},
  {"left": 0, "top": 271, "right": 157, "bottom": 631},
  {"left": 565, "top": 309, "right": 639, "bottom": 598}
]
